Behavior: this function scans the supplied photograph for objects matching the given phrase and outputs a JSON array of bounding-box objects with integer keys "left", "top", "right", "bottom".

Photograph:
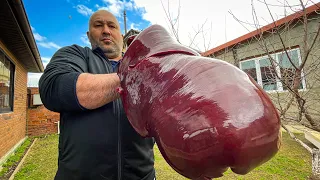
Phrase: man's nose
[{"left": 102, "top": 25, "right": 111, "bottom": 35}]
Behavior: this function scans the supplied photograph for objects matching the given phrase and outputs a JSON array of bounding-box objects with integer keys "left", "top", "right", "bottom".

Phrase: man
[{"left": 39, "top": 10, "right": 155, "bottom": 180}]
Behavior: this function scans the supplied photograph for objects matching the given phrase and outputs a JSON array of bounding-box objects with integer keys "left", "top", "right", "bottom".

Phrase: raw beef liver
[{"left": 117, "top": 24, "right": 281, "bottom": 180}]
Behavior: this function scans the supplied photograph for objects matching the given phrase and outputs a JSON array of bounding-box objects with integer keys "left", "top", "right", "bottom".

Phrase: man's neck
[
  {"left": 108, "top": 54, "right": 122, "bottom": 61},
  {"left": 109, "top": 57, "right": 121, "bottom": 61},
  {"left": 105, "top": 53, "right": 122, "bottom": 61}
]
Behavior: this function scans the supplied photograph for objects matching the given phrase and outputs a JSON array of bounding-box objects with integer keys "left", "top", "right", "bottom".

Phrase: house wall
[
  {"left": 0, "top": 40, "right": 28, "bottom": 159},
  {"left": 27, "top": 87, "right": 60, "bottom": 136},
  {"left": 214, "top": 16, "right": 320, "bottom": 67},
  {"left": 211, "top": 50, "right": 235, "bottom": 65},
  {"left": 211, "top": 16, "right": 320, "bottom": 125}
]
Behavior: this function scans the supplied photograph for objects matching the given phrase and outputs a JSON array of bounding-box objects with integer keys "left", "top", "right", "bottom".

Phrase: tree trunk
[{"left": 312, "top": 149, "right": 320, "bottom": 178}]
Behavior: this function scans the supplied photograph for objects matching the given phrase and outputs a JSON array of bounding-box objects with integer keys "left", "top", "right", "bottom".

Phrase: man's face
[{"left": 87, "top": 11, "right": 123, "bottom": 60}]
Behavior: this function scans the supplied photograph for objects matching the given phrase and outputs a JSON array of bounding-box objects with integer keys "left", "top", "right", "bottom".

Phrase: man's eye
[
  {"left": 95, "top": 24, "right": 103, "bottom": 27},
  {"left": 109, "top": 25, "right": 116, "bottom": 28}
]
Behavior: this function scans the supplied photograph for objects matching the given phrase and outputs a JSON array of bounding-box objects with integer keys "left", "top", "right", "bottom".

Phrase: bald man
[{"left": 39, "top": 10, "right": 156, "bottom": 180}]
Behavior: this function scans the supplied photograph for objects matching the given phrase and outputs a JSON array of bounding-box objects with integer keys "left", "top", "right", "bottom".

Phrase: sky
[{"left": 24, "top": 0, "right": 317, "bottom": 87}]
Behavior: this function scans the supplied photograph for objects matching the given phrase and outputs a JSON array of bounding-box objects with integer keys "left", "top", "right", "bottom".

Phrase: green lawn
[
  {"left": 14, "top": 135, "right": 58, "bottom": 180},
  {"left": 0, "top": 138, "right": 32, "bottom": 179},
  {"left": 13, "top": 133, "right": 312, "bottom": 180}
]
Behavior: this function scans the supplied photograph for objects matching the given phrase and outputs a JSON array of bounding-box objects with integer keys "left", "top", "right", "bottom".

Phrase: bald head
[
  {"left": 87, "top": 10, "right": 123, "bottom": 60},
  {"left": 88, "top": 10, "right": 120, "bottom": 29}
]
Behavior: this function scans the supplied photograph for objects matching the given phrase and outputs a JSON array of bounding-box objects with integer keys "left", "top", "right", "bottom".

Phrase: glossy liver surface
[{"left": 118, "top": 25, "right": 281, "bottom": 180}]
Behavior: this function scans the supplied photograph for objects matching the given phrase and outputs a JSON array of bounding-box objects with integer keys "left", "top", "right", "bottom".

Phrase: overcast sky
[{"left": 24, "top": 0, "right": 316, "bottom": 87}]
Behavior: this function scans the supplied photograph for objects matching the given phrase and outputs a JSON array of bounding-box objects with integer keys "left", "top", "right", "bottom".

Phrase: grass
[
  {"left": 0, "top": 138, "right": 32, "bottom": 179},
  {"left": 13, "top": 133, "right": 312, "bottom": 180},
  {"left": 14, "top": 135, "right": 58, "bottom": 180}
]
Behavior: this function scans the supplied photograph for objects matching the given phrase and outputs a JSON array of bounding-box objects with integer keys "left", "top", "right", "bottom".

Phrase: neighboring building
[
  {"left": 123, "top": 29, "right": 140, "bottom": 50},
  {"left": 0, "top": 0, "right": 44, "bottom": 164},
  {"left": 202, "top": 3, "right": 320, "bottom": 124},
  {"left": 202, "top": 3, "right": 319, "bottom": 93},
  {"left": 27, "top": 87, "right": 60, "bottom": 137}
]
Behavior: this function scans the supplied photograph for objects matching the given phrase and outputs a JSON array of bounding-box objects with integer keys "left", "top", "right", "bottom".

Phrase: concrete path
[{"left": 282, "top": 124, "right": 320, "bottom": 149}]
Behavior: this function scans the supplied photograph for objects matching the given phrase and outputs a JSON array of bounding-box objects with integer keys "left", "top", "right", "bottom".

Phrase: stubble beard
[{"left": 89, "top": 35, "right": 121, "bottom": 59}]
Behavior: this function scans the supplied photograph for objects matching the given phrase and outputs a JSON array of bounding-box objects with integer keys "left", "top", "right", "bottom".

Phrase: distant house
[
  {"left": 0, "top": 0, "right": 44, "bottom": 165},
  {"left": 202, "top": 3, "right": 319, "bottom": 93},
  {"left": 123, "top": 29, "right": 140, "bottom": 51},
  {"left": 202, "top": 3, "right": 320, "bottom": 125}
]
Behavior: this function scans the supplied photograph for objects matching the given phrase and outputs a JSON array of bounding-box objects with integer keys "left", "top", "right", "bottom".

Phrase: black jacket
[{"left": 39, "top": 45, "right": 155, "bottom": 180}]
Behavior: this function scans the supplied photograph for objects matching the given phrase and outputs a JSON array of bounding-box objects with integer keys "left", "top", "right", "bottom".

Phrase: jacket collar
[{"left": 93, "top": 47, "right": 108, "bottom": 60}]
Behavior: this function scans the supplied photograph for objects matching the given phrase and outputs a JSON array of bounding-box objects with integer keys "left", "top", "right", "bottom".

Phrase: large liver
[{"left": 118, "top": 25, "right": 281, "bottom": 180}]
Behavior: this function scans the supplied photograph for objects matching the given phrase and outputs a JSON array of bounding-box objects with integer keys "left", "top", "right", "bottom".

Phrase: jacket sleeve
[{"left": 39, "top": 45, "right": 89, "bottom": 113}]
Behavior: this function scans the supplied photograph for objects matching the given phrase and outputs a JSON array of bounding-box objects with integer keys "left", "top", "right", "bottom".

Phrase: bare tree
[
  {"left": 227, "top": 0, "right": 320, "bottom": 177},
  {"left": 160, "top": 0, "right": 212, "bottom": 52},
  {"left": 160, "top": 0, "right": 181, "bottom": 43},
  {"left": 228, "top": 0, "right": 320, "bottom": 129}
]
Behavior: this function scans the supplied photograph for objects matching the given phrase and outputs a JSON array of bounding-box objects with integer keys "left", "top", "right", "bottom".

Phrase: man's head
[{"left": 87, "top": 10, "right": 123, "bottom": 60}]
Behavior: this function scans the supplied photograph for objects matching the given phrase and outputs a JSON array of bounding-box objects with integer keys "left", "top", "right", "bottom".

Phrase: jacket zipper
[
  {"left": 99, "top": 51, "right": 122, "bottom": 180},
  {"left": 116, "top": 99, "right": 122, "bottom": 180},
  {"left": 112, "top": 62, "right": 122, "bottom": 180}
]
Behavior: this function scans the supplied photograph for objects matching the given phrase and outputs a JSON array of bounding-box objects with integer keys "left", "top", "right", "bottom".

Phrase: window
[
  {"left": 0, "top": 50, "right": 15, "bottom": 113},
  {"left": 239, "top": 48, "right": 306, "bottom": 92}
]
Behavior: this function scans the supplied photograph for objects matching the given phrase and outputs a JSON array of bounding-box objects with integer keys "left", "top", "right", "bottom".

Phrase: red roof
[{"left": 202, "top": 2, "right": 320, "bottom": 57}]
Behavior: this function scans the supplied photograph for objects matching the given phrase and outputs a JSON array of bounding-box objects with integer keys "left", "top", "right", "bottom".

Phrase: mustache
[{"left": 100, "top": 36, "right": 114, "bottom": 42}]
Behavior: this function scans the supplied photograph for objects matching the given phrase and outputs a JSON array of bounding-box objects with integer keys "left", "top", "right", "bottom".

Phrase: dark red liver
[{"left": 118, "top": 25, "right": 281, "bottom": 180}]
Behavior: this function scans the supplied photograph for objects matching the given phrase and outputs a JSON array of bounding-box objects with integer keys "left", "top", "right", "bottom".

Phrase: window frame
[
  {"left": 239, "top": 48, "right": 306, "bottom": 93},
  {"left": 0, "top": 49, "right": 15, "bottom": 114}
]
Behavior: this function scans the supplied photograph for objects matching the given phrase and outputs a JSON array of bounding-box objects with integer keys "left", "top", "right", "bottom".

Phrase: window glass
[
  {"left": 241, "top": 60, "right": 257, "bottom": 82},
  {"left": 259, "top": 57, "right": 278, "bottom": 91},
  {"left": 0, "top": 51, "right": 14, "bottom": 113},
  {"left": 278, "top": 50, "right": 303, "bottom": 90},
  {"left": 239, "top": 48, "right": 304, "bottom": 92}
]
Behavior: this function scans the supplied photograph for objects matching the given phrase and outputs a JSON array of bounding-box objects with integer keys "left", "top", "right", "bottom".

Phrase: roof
[
  {"left": 123, "top": 29, "right": 140, "bottom": 42},
  {"left": 202, "top": 2, "right": 320, "bottom": 57},
  {"left": 0, "top": 0, "right": 44, "bottom": 73}
]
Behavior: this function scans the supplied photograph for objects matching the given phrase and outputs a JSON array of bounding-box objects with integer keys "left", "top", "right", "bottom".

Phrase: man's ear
[{"left": 86, "top": 31, "right": 92, "bottom": 48}]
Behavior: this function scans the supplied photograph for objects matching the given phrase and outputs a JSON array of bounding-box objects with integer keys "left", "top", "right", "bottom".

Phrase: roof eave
[
  {"left": 9, "top": 0, "right": 44, "bottom": 73},
  {"left": 203, "top": 2, "right": 320, "bottom": 57}
]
